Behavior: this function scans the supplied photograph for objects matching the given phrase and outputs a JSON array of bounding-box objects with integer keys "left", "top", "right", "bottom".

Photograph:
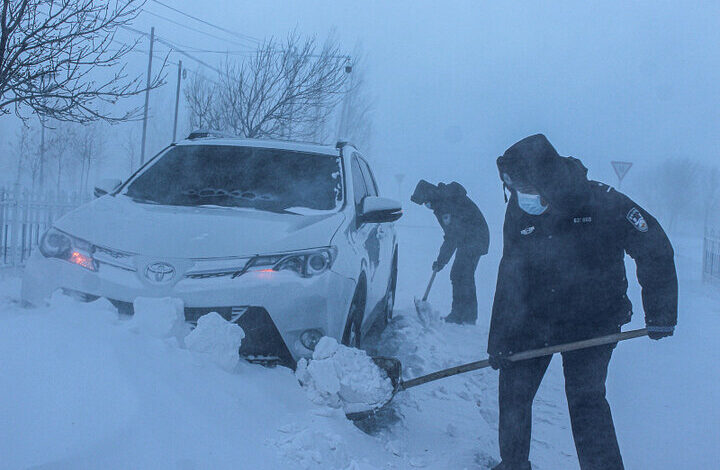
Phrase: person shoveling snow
[
  {"left": 295, "top": 337, "right": 394, "bottom": 415},
  {"left": 410, "top": 179, "right": 489, "bottom": 325}
]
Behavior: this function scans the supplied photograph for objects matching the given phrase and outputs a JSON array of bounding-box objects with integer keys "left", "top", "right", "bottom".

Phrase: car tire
[
  {"left": 382, "top": 251, "right": 398, "bottom": 328},
  {"left": 342, "top": 279, "right": 365, "bottom": 348}
]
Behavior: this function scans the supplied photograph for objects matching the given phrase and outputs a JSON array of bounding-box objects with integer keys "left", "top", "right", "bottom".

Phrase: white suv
[{"left": 22, "top": 135, "right": 402, "bottom": 366}]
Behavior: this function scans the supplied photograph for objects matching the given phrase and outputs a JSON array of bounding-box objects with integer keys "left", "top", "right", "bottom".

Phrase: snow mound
[
  {"left": 131, "top": 297, "right": 185, "bottom": 338},
  {"left": 296, "top": 337, "right": 393, "bottom": 414},
  {"left": 49, "top": 290, "right": 118, "bottom": 322},
  {"left": 185, "top": 312, "right": 245, "bottom": 371}
]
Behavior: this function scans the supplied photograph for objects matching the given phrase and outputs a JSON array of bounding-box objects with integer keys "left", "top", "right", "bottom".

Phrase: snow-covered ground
[{"left": 1, "top": 216, "right": 718, "bottom": 469}]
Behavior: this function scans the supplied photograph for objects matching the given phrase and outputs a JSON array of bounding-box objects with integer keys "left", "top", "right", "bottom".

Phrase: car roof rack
[{"left": 186, "top": 129, "right": 235, "bottom": 140}]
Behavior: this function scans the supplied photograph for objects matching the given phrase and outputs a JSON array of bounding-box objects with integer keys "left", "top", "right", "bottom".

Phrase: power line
[
  {"left": 112, "top": 39, "right": 221, "bottom": 86},
  {"left": 121, "top": 25, "right": 223, "bottom": 75},
  {"left": 141, "top": 9, "right": 257, "bottom": 50},
  {"left": 148, "top": 0, "right": 262, "bottom": 46}
]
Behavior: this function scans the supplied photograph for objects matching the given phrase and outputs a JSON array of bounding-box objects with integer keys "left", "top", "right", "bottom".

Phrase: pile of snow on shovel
[{"left": 296, "top": 337, "right": 394, "bottom": 414}]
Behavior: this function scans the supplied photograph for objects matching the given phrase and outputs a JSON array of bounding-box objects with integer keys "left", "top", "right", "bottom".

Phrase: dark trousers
[
  {"left": 449, "top": 245, "right": 482, "bottom": 322},
  {"left": 498, "top": 344, "right": 624, "bottom": 470}
]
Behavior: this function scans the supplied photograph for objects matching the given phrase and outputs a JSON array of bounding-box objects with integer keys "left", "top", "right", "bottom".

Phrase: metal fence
[
  {"left": 703, "top": 229, "right": 720, "bottom": 284},
  {"left": 0, "top": 188, "right": 86, "bottom": 267}
]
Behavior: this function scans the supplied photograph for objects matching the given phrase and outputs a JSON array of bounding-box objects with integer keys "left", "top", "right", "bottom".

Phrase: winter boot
[{"left": 443, "top": 312, "right": 463, "bottom": 324}]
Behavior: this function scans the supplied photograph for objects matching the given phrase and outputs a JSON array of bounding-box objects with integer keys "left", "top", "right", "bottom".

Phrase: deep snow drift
[
  {"left": 296, "top": 337, "right": 394, "bottom": 414},
  {"left": 0, "top": 287, "right": 391, "bottom": 470}
]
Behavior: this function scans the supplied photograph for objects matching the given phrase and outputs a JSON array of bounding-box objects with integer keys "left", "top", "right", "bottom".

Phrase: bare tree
[
  {"left": 45, "top": 121, "right": 74, "bottom": 193},
  {"left": 185, "top": 32, "right": 349, "bottom": 140},
  {"left": 120, "top": 125, "right": 138, "bottom": 174},
  {"left": 0, "top": 0, "right": 163, "bottom": 123},
  {"left": 13, "top": 122, "right": 41, "bottom": 190},
  {"left": 184, "top": 72, "right": 221, "bottom": 131},
  {"left": 68, "top": 122, "right": 103, "bottom": 193}
]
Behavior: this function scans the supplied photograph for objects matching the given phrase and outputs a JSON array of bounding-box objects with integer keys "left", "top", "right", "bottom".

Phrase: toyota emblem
[{"left": 144, "top": 262, "right": 176, "bottom": 284}]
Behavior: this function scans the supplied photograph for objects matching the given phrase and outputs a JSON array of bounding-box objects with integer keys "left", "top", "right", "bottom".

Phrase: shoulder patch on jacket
[
  {"left": 626, "top": 207, "right": 648, "bottom": 232},
  {"left": 442, "top": 213, "right": 451, "bottom": 225}
]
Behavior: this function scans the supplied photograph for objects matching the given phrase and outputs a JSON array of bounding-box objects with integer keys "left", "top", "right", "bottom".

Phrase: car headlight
[
  {"left": 39, "top": 228, "right": 97, "bottom": 271},
  {"left": 247, "top": 247, "right": 336, "bottom": 278}
]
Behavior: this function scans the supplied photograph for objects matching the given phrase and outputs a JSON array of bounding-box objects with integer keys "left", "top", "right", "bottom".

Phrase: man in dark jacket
[
  {"left": 488, "top": 134, "right": 678, "bottom": 470},
  {"left": 411, "top": 180, "right": 490, "bottom": 324}
]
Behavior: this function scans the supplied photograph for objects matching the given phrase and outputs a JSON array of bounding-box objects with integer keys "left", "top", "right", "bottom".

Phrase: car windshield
[{"left": 123, "top": 145, "right": 343, "bottom": 213}]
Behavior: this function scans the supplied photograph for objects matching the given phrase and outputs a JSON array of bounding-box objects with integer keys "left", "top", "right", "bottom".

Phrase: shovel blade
[
  {"left": 414, "top": 297, "right": 433, "bottom": 326},
  {"left": 345, "top": 356, "right": 403, "bottom": 421},
  {"left": 372, "top": 356, "right": 402, "bottom": 391}
]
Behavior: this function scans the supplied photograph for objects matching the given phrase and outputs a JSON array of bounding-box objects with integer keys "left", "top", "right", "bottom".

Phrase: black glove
[
  {"left": 488, "top": 353, "right": 513, "bottom": 370},
  {"left": 647, "top": 325, "right": 674, "bottom": 340}
]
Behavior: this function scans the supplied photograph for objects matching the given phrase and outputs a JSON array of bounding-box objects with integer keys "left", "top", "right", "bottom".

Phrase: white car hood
[{"left": 55, "top": 195, "right": 345, "bottom": 258}]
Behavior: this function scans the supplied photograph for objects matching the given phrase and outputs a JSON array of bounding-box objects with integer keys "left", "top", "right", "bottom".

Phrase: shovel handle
[
  {"left": 422, "top": 271, "right": 437, "bottom": 302},
  {"left": 400, "top": 328, "right": 648, "bottom": 391}
]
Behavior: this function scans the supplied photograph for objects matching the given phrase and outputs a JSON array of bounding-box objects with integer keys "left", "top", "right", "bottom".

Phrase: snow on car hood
[{"left": 54, "top": 195, "right": 345, "bottom": 258}]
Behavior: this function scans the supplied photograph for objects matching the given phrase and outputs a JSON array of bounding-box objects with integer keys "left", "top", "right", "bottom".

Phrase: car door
[
  {"left": 358, "top": 157, "right": 395, "bottom": 310},
  {"left": 350, "top": 155, "right": 379, "bottom": 323}
]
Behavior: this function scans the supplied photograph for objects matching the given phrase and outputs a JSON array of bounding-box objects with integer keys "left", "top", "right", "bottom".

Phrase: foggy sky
[
  {"left": 127, "top": 1, "right": 719, "bottom": 212},
  {"left": 2, "top": 1, "right": 718, "bottom": 218}
]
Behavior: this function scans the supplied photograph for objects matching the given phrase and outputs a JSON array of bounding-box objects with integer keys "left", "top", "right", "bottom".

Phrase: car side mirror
[
  {"left": 94, "top": 178, "right": 122, "bottom": 198},
  {"left": 359, "top": 196, "right": 403, "bottom": 224}
]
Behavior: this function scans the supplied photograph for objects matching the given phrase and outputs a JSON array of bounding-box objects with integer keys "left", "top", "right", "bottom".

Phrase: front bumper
[{"left": 22, "top": 251, "right": 356, "bottom": 362}]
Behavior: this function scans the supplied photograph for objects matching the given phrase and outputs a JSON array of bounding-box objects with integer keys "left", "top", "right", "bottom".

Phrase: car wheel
[
  {"left": 382, "top": 251, "right": 398, "bottom": 327},
  {"left": 342, "top": 281, "right": 365, "bottom": 348}
]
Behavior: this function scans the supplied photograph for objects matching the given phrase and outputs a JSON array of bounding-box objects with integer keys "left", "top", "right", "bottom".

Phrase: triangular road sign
[{"left": 611, "top": 161, "right": 633, "bottom": 182}]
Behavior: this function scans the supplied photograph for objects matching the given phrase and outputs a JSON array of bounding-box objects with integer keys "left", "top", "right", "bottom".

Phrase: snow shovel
[
  {"left": 414, "top": 270, "right": 437, "bottom": 326},
  {"left": 347, "top": 328, "right": 649, "bottom": 421}
]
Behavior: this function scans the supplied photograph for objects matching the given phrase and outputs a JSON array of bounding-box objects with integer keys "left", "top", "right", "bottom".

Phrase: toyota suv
[{"left": 22, "top": 134, "right": 402, "bottom": 366}]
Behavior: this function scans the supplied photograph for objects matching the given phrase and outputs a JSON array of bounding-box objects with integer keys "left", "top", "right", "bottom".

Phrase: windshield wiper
[{"left": 127, "top": 195, "right": 162, "bottom": 205}]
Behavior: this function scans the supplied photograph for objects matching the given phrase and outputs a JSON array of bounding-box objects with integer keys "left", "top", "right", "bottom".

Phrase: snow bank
[
  {"left": 185, "top": 312, "right": 245, "bottom": 371},
  {"left": 131, "top": 296, "right": 185, "bottom": 338},
  {"left": 296, "top": 337, "right": 393, "bottom": 414},
  {"left": 49, "top": 290, "right": 118, "bottom": 322}
]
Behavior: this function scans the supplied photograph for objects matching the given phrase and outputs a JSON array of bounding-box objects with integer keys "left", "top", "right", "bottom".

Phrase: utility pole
[
  {"left": 336, "top": 56, "right": 352, "bottom": 140},
  {"left": 172, "top": 60, "right": 183, "bottom": 141},
  {"left": 140, "top": 26, "right": 155, "bottom": 166}
]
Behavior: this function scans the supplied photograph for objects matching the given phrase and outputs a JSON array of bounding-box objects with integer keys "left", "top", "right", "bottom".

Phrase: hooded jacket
[
  {"left": 489, "top": 134, "right": 678, "bottom": 355},
  {"left": 428, "top": 182, "right": 490, "bottom": 266}
]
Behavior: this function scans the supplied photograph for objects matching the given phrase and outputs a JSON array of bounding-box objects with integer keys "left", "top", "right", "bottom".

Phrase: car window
[
  {"left": 351, "top": 156, "right": 369, "bottom": 209},
  {"left": 122, "top": 145, "right": 344, "bottom": 213},
  {"left": 358, "top": 157, "right": 379, "bottom": 196}
]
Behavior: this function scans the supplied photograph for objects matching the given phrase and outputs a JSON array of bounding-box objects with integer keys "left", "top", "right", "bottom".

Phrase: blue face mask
[{"left": 516, "top": 191, "right": 548, "bottom": 215}]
